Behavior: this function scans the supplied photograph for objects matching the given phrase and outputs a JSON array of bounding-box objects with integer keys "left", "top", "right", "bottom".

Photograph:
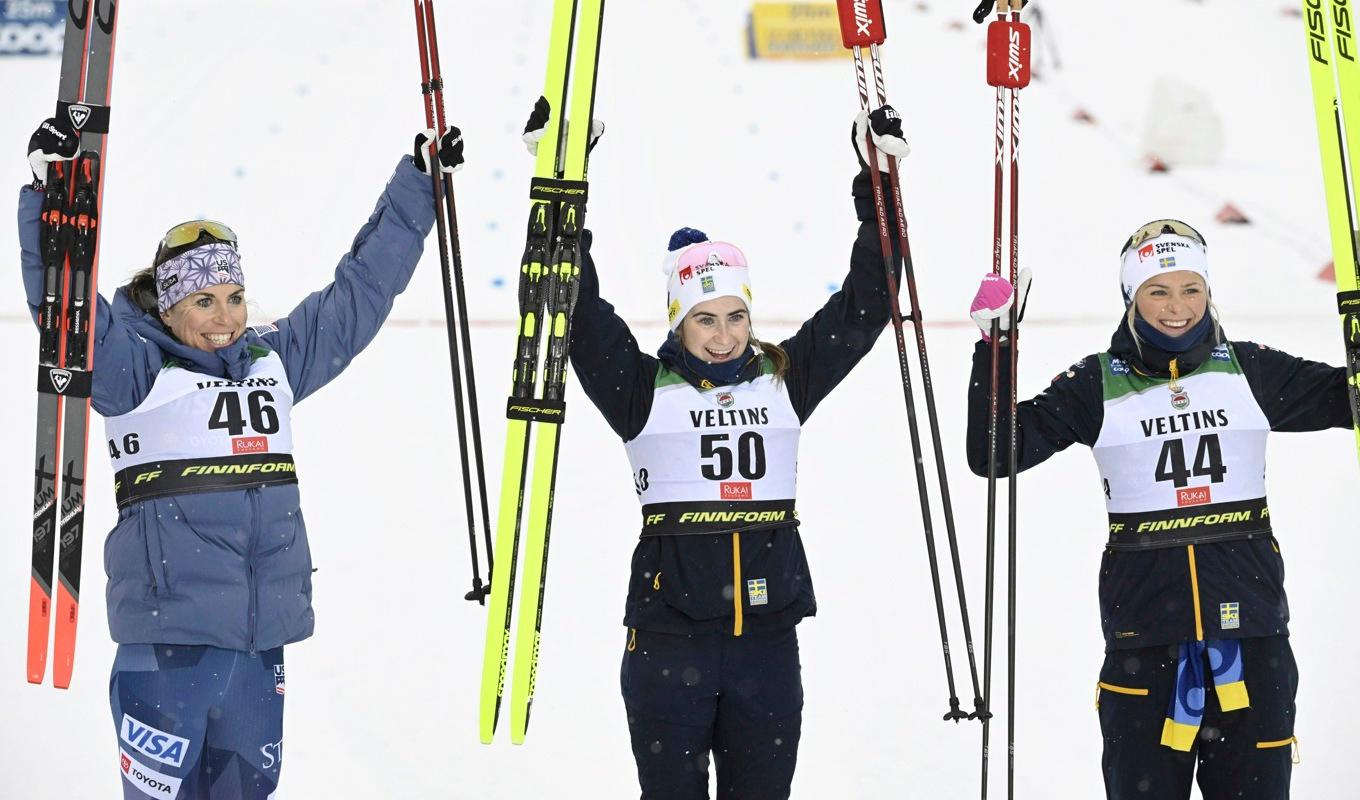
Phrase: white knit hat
[
  {"left": 662, "top": 228, "right": 753, "bottom": 331},
  {"left": 1119, "top": 231, "right": 1210, "bottom": 306}
]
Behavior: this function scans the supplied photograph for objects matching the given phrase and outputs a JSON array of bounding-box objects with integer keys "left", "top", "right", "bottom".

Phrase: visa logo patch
[
  {"left": 121, "top": 714, "right": 190, "bottom": 768},
  {"left": 746, "top": 578, "right": 768, "bottom": 607}
]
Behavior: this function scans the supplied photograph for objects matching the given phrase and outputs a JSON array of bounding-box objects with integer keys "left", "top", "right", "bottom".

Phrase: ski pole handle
[
  {"left": 986, "top": 13, "right": 1031, "bottom": 89},
  {"left": 835, "top": 0, "right": 886, "bottom": 48}
]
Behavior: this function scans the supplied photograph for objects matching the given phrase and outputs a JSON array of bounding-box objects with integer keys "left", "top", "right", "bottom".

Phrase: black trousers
[
  {"left": 621, "top": 626, "right": 803, "bottom": 800},
  {"left": 1097, "top": 636, "right": 1298, "bottom": 800}
]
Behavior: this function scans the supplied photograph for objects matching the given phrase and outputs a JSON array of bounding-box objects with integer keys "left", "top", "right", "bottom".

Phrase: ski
[
  {"left": 507, "top": 0, "right": 604, "bottom": 744},
  {"left": 834, "top": 0, "right": 985, "bottom": 726},
  {"left": 1303, "top": 0, "right": 1360, "bottom": 460},
  {"left": 479, "top": 0, "right": 581, "bottom": 744},
  {"left": 28, "top": 0, "right": 119, "bottom": 689}
]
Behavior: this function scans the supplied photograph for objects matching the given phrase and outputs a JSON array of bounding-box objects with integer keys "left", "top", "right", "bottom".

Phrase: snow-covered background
[{"left": 2, "top": 0, "right": 1356, "bottom": 797}]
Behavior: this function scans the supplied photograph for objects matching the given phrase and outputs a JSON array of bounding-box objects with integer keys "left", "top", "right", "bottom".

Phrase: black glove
[
  {"left": 28, "top": 117, "right": 80, "bottom": 185},
  {"left": 522, "top": 95, "right": 605, "bottom": 156},
  {"left": 851, "top": 104, "right": 911, "bottom": 173},
  {"left": 414, "top": 126, "right": 464, "bottom": 175}
]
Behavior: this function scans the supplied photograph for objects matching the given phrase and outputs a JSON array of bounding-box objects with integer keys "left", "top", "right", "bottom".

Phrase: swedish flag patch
[{"left": 746, "top": 578, "right": 768, "bottom": 607}]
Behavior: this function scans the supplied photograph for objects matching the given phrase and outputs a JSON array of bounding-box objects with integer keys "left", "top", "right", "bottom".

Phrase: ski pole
[
  {"left": 413, "top": 0, "right": 491, "bottom": 604},
  {"left": 834, "top": 0, "right": 969, "bottom": 723}
]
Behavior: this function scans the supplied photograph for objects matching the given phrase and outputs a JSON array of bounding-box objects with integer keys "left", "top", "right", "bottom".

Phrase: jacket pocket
[
  {"left": 1094, "top": 681, "right": 1149, "bottom": 709},
  {"left": 1256, "top": 736, "right": 1301, "bottom": 764},
  {"left": 141, "top": 504, "right": 171, "bottom": 597}
]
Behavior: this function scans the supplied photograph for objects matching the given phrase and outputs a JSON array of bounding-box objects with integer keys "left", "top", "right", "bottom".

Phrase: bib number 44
[{"left": 1154, "top": 434, "right": 1227, "bottom": 488}]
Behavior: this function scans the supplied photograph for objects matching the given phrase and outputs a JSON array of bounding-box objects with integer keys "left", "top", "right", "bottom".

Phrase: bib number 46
[
  {"left": 209, "top": 391, "right": 280, "bottom": 436},
  {"left": 1154, "top": 434, "right": 1227, "bottom": 488}
]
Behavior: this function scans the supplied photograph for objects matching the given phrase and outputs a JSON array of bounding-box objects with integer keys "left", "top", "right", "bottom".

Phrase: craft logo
[
  {"left": 742, "top": 284, "right": 752, "bottom": 303},
  {"left": 721, "top": 481, "right": 752, "bottom": 500},
  {"left": 1210, "top": 344, "right": 1230, "bottom": 361},
  {"left": 49, "top": 368, "right": 72, "bottom": 393},
  {"left": 232, "top": 436, "right": 269, "bottom": 454},
  {"left": 1138, "top": 244, "right": 1155, "bottom": 262},
  {"left": 668, "top": 299, "right": 681, "bottom": 324},
  {"left": 701, "top": 275, "right": 716, "bottom": 294},
  {"left": 678, "top": 265, "right": 694, "bottom": 284},
  {"left": 747, "top": 577, "right": 769, "bottom": 607},
  {"left": 1220, "top": 602, "right": 1240, "bottom": 630},
  {"left": 1159, "top": 256, "right": 1177, "bottom": 269},
  {"left": 119, "top": 748, "right": 182, "bottom": 798},
  {"left": 1109, "top": 358, "right": 1130, "bottom": 375},
  {"left": 1170, "top": 390, "right": 1190, "bottom": 410},
  {"left": 121, "top": 714, "right": 190, "bottom": 768},
  {"left": 1177, "top": 486, "right": 1211, "bottom": 507},
  {"left": 67, "top": 103, "right": 90, "bottom": 130},
  {"left": 717, "top": 392, "right": 735, "bottom": 408},
  {"left": 274, "top": 663, "right": 286, "bottom": 695}
]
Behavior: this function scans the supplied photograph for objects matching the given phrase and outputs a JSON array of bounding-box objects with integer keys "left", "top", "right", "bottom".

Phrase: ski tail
[{"left": 479, "top": 0, "right": 579, "bottom": 744}]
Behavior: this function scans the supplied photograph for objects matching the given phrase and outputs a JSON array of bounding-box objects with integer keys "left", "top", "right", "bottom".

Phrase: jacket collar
[{"left": 112, "top": 286, "right": 259, "bottom": 379}]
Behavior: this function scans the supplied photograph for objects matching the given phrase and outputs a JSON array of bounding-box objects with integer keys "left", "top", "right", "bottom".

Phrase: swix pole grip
[
  {"left": 986, "top": 20, "right": 1031, "bottom": 88},
  {"left": 835, "top": 0, "right": 887, "bottom": 48}
]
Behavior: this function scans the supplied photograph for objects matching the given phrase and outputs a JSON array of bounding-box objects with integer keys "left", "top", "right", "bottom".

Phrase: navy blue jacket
[
  {"left": 966, "top": 321, "right": 1352, "bottom": 650},
  {"left": 18, "top": 156, "right": 434, "bottom": 651},
  {"left": 571, "top": 169, "right": 900, "bottom": 635}
]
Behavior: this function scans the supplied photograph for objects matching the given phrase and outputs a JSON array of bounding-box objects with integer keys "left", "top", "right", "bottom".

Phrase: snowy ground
[{"left": 2, "top": 1, "right": 1357, "bottom": 797}]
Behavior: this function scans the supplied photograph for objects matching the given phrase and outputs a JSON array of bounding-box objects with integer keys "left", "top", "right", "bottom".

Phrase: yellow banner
[{"left": 747, "top": 2, "right": 848, "bottom": 60}]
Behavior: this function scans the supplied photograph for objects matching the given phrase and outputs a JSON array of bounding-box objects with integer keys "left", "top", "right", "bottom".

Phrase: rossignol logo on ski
[
  {"left": 67, "top": 104, "right": 91, "bottom": 130},
  {"left": 49, "top": 368, "right": 72, "bottom": 394}
]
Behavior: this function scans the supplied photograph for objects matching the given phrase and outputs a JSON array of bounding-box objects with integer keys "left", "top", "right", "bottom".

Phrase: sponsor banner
[
  {"left": 640, "top": 499, "right": 798, "bottom": 537},
  {"left": 232, "top": 436, "right": 270, "bottom": 454},
  {"left": 720, "top": 481, "right": 753, "bottom": 501},
  {"left": 121, "top": 714, "right": 190, "bottom": 768},
  {"left": 747, "top": 3, "right": 848, "bottom": 61},
  {"left": 1176, "top": 486, "right": 1211, "bottom": 508},
  {"left": 120, "top": 749, "right": 183, "bottom": 798},
  {"left": 1106, "top": 497, "right": 1271, "bottom": 550},
  {"left": 0, "top": 0, "right": 63, "bottom": 57}
]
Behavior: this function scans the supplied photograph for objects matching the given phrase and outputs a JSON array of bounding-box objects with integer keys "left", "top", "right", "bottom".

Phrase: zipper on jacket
[
  {"left": 1186, "top": 544, "right": 1204, "bottom": 641},
  {"left": 731, "top": 533, "right": 743, "bottom": 637},
  {"left": 247, "top": 488, "right": 262, "bottom": 654}
]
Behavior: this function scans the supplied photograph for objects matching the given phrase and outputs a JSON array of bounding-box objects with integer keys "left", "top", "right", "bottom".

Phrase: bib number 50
[{"left": 700, "top": 432, "right": 766, "bottom": 481}]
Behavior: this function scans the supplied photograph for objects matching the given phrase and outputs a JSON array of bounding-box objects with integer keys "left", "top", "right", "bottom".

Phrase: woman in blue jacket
[{"left": 21, "top": 118, "right": 462, "bottom": 799}]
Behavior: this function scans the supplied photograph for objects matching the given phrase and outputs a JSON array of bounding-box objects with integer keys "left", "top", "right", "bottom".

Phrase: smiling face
[
  {"left": 1134, "top": 270, "right": 1207, "bottom": 337},
  {"left": 679, "top": 295, "right": 750, "bottom": 363},
  {"left": 159, "top": 283, "right": 247, "bottom": 352}
]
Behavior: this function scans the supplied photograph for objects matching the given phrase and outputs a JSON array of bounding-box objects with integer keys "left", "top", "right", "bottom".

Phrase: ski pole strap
[
  {"left": 37, "top": 365, "right": 92, "bottom": 398},
  {"left": 1105, "top": 498, "right": 1271, "bottom": 551},
  {"left": 529, "top": 177, "right": 588, "bottom": 204},
  {"left": 113, "top": 454, "right": 298, "bottom": 509},
  {"left": 506, "top": 397, "right": 565, "bottom": 423},
  {"left": 639, "top": 500, "right": 798, "bottom": 537}
]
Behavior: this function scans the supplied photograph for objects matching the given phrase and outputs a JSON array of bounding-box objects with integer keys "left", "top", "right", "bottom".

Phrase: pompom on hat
[
  {"left": 1118, "top": 219, "right": 1210, "bottom": 306},
  {"left": 662, "top": 227, "right": 753, "bottom": 331}
]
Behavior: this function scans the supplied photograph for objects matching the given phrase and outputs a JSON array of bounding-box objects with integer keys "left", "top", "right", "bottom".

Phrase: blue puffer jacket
[{"left": 18, "top": 156, "right": 435, "bottom": 651}]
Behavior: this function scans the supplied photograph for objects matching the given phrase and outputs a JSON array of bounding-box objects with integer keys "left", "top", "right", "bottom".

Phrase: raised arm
[
  {"left": 1235, "top": 341, "right": 1352, "bottom": 432},
  {"left": 257, "top": 156, "right": 435, "bottom": 402},
  {"left": 568, "top": 231, "right": 659, "bottom": 442}
]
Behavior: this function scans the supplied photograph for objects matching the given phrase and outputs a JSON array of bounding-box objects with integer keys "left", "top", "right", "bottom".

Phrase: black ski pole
[{"left": 413, "top": 0, "right": 491, "bottom": 604}]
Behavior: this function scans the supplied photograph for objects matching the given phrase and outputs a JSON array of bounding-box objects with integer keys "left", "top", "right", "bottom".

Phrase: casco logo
[
  {"left": 1138, "top": 244, "right": 1154, "bottom": 262},
  {"left": 678, "top": 265, "right": 694, "bottom": 284}
]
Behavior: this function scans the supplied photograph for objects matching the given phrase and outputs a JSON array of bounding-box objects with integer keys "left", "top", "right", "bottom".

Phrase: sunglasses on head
[
  {"left": 154, "top": 220, "right": 238, "bottom": 267},
  {"left": 1120, "top": 219, "right": 1206, "bottom": 258}
]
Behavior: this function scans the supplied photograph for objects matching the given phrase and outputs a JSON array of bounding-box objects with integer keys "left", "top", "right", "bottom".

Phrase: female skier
[
  {"left": 22, "top": 117, "right": 463, "bottom": 799},
  {"left": 558, "top": 107, "right": 910, "bottom": 799},
  {"left": 966, "top": 219, "right": 1351, "bottom": 799}
]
